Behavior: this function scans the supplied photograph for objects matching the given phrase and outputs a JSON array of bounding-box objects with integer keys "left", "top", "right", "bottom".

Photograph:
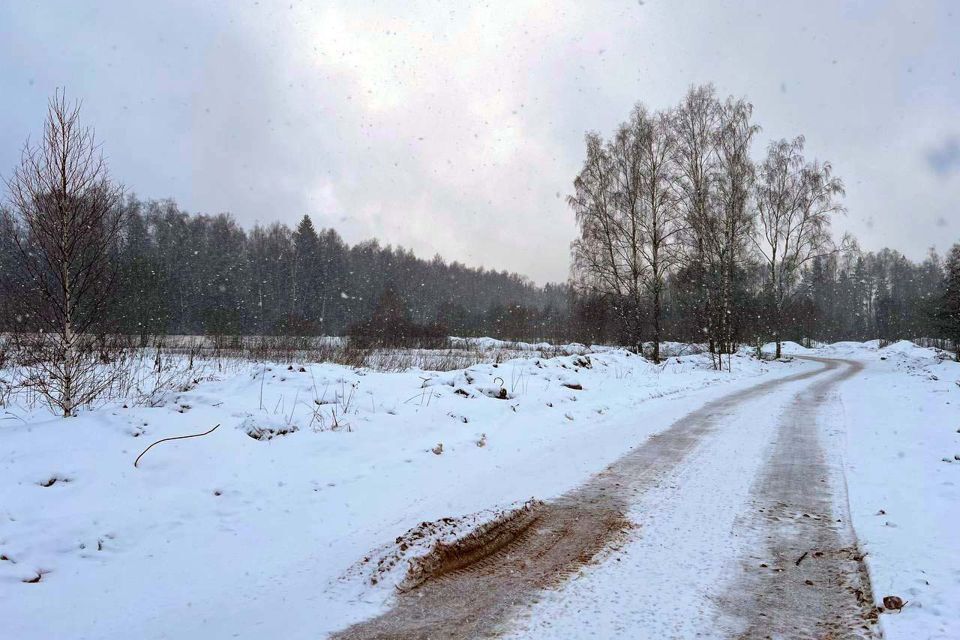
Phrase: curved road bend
[{"left": 333, "top": 358, "right": 877, "bottom": 640}]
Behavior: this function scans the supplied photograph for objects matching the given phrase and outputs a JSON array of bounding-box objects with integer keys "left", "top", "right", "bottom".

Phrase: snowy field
[
  {"left": 0, "top": 339, "right": 956, "bottom": 638},
  {"left": 824, "top": 340, "right": 960, "bottom": 639},
  {"left": 756, "top": 339, "right": 958, "bottom": 639},
  {"left": 755, "top": 339, "right": 958, "bottom": 639}
]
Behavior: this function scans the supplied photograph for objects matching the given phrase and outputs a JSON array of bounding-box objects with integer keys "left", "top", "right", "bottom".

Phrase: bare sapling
[{"left": 1, "top": 90, "right": 125, "bottom": 416}]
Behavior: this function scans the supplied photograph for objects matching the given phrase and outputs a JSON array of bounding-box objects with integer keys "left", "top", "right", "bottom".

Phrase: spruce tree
[{"left": 939, "top": 243, "right": 960, "bottom": 359}]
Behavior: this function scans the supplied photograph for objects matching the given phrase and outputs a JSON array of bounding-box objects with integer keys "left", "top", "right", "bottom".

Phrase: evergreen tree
[{"left": 939, "top": 243, "right": 960, "bottom": 359}]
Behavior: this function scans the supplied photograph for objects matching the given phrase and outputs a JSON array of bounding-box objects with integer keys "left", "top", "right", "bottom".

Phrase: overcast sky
[{"left": 2, "top": 1, "right": 958, "bottom": 283}]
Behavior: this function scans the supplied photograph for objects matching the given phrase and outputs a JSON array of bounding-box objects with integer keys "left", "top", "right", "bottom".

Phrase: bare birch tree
[
  {"left": 569, "top": 86, "right": 854, "bottom": 361},
  {"left": 672, "top": 86, "right": 759, "bottom": 368},
  {"left": 2, "top": 90, "right": 124, "bottom": 416},
  {"left": 571, "top": 105, "right": 684, "bottom": 359},
  {"left": 712, "top": 96, "right": 760, "bottom": 362},
  {"left": 570, "top": 131, "right": 647, "bottom": 350},
  {"left": 754, "top": 136, "right": 845, "bottom": 358},
  {"left": 673, "top": 85, "right": 723, "bottom": 363},
  {"left": 637, "top": 108, "right": 682, "bottom": 362}
]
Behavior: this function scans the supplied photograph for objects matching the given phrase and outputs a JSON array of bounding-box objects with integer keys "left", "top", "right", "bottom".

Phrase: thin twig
[{"left": 133, "top": 424, "right": 220, "bottom": 468}]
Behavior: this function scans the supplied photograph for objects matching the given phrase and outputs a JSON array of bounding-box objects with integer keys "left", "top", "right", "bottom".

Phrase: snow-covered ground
[
  {"left": 0, "top": 344, "right": 787, "bottom": 639},
  {"left": 758, "top": 338, "right": 959, "bottom": 638},
  {"left": 501, "top": 357, "right": 827, "bottom": 639},
  {"left": 503, "top": 341, "right": 960, "bottom": 639},
  {"left": 0, "top": 340, "right": 956, "bottom": 638},
  {"left": 719, "top": 339, "right": 958, "bottom": 638},
  {"left": 825, "top": 340, "right": 960, "bottom": 639}
]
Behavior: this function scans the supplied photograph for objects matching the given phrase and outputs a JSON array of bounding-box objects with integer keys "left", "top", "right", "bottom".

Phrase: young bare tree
[
  {"left": 571, "top": 105, "right": 684, "bottom": 359},
  {"left": 712, "top": 96, "right": 760, "bottom": 361},
  {"left": 2, "top": 90, "right": 124, "bottom": 416},
  {"left": 671, "top": 86, "right": 759, "bottom": 368},
  {"left": 754, "top": 136, "right": 844, "bottom": 358},
  {"left": 672, "top": 86, "right": 721, "bottom": 354},
  {"left": 636, "top": 108, "right": 682, "bottom": 362},
  {"left": 570, "top": 131, "right": 647, "bottom": 351}
]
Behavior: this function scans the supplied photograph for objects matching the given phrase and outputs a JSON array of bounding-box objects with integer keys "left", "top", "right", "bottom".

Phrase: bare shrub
[{"left": 348, "top": 288, "right": 449, "bottom": 349}]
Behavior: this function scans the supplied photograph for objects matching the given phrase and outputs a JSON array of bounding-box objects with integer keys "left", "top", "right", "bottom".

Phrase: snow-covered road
[
  {"left": 502, "top": 345, "right": 959, "bottom": 640},
  {"left": 338, "top": 358, "right": 878, "bottom": 639}
]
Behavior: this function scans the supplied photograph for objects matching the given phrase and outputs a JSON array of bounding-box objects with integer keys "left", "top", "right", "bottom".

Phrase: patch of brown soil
[
  {"left": 334, "top": 501, "right": 631, "bottom": 640},
  {"left": 399, "top": 500, "right": 545, "bottom": 592}
]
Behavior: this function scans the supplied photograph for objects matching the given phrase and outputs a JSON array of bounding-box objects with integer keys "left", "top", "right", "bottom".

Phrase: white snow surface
[
  {"left": 1, "top": 341, "right": 957, "bottom": 638},
  {"left": 506, "top": 341, "right": 959, "bottom": 639},
  {"left": 1, "top": 347, "right": 788, "bottom": 639},
  {"left": 830, "top": 340, "right": 960, "bottom": 639},
  {"left": 503, "top": 362, "right": 816, "bottom": 639},
  {"left": 761, "top": 339, "right": 812, "bottom": 355}
]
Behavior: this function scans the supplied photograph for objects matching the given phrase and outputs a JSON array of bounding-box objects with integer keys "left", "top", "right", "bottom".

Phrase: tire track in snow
[
  {"left": 331, "top": 361, "right": 834, "bottom": 640},
  {"left": 719, "top": 358, "right": 879, "bottom": 639}
]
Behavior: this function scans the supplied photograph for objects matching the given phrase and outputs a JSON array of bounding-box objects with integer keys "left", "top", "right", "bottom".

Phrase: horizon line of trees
[
  {"left": 568, "top": 84, "right": 959, "bottom": 363},
  {"left": 3, "top": 91, "right": 957, "bottom": 416},
  {"left": 2, "top": 90, "right": 958, "bottom": 363},
  {"left": 4, "top": 189, "right": 956, "bottom": 353},
  {"left": 2, "top": 194, "right": 572, "bottom": 343}
]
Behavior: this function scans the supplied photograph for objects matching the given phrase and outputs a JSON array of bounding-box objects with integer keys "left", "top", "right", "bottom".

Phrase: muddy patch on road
[
  {"left": 396, "top": 501, "right": 629, "bottom": 594},
  {"left": 334, "top": 496, "right": 632, "bottom": 640}
]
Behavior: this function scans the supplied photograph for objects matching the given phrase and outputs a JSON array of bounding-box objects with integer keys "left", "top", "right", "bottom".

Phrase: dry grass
[
  {"left": 0, "top": 333, "right": 594, "bottom": 415},
  {"left": 114, "top": 335, "right": 587, "bottom": 372}
]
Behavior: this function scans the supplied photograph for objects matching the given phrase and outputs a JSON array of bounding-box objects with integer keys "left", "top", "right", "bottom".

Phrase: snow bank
[
  {"left": 760, "top": 340, "right": 811, "bottom": 356},
  {"left": 881, "top": 339, "right": 941, "bottom": 360},
  {"left": 830, "top": 343, "right": 960, "bottom": 639},
  {"left": 449, "top": 336, "right": 592, "bottom": 353},
  {"left": 343, "top": 499, "right": 541, "bottom": 594}
]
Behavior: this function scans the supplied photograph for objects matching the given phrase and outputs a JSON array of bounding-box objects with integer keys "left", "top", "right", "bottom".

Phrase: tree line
[
  {"left": 568, "top": 84, "right": 958, "bottom": 362},
  {"left": 572, "top": 242, "right": 955, "bottom": 351},
  {"left": 2, "top": 196, "right": 571, "bottom": 343},
  {"left": 2, "top": 89, "right": 958, "bottom": 367}
]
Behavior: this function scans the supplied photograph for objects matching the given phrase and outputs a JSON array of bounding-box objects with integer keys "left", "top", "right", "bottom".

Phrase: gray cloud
[
  {"left": 2, "top": 0, "right": 959, "bottom": 283},
  {"left": 926, "top": 137, "right": 960, "bottom": 177}
]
